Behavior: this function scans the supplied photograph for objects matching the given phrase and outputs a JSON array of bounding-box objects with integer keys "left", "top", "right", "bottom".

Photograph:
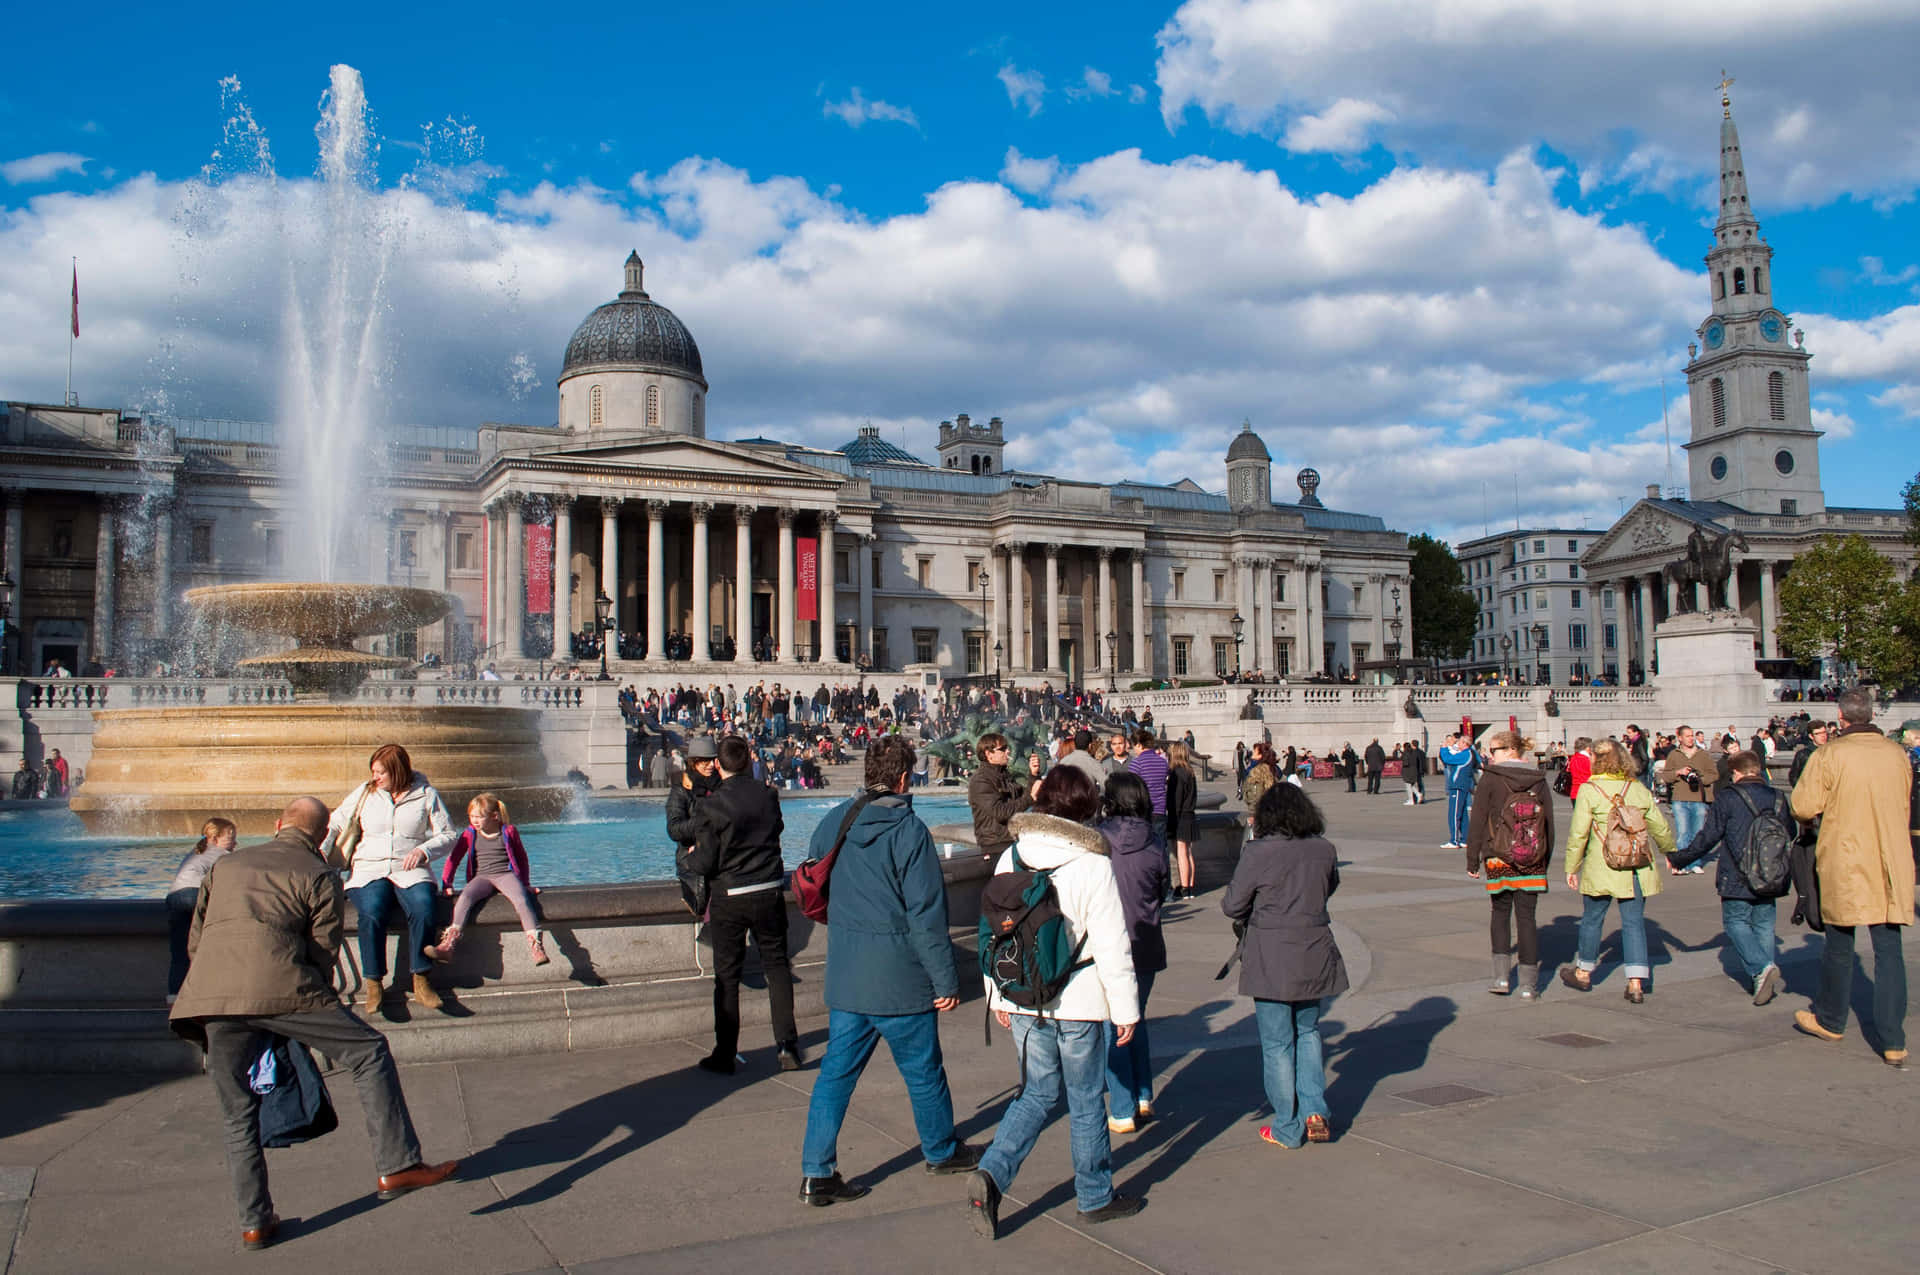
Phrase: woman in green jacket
[{"left": 1559, "top": 739, "right": 1676, "bottom": 1004}]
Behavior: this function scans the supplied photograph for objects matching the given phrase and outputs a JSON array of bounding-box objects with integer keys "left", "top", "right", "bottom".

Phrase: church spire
[{"left": 1715, "top": 72, "right": 1756, "bottom": 236}]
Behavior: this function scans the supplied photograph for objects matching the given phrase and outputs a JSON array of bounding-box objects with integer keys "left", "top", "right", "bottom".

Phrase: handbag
[
  {"left": 332, "top": 785, "right": 373, "bottom": 867},
  {"left": 790, "top": 787, "right": 884, "bottom": 924},
  {"left": 257, "top": 1036, "right": 338, "bottom": 1148}
]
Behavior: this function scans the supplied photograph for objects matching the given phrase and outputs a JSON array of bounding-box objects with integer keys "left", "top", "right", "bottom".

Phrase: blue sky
[{"left": 3, "top": 0, "right": 1918, "bottom": 544}]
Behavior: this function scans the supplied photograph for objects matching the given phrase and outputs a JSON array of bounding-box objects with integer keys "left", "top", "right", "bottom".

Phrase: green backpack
[{"left": 977, "top": 848, "right": 1090, "bottom": 1024}]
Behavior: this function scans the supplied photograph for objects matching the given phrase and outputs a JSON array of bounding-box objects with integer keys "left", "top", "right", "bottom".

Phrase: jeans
[
  {"left": 348, "top": 878, "right": 436, "bottom": 981},
  {"left": 800, "top": 1009, "right": 958, "bottom": 1177},
  {"left": 979, "top": 1016, "right": 1113, "bottom": 1213},
  {"left": 1720, "top": 898, "right": 1778, "bottom": 985},
  {"left": 166, "top": 888, "right": 199, "bottom": 996},
  {"left": 1489, "top": 890, "right": 1539, "bottom": 965},
  {"left": 1252, "top": 998, "right": 1328, "bottom": 1147},
  {"left": 203, "top": 1006, "right": 424, "bottom": 1229},
  {"left": 707, "top": 890, "right": 797, "bottom": 1058},
  {"left": 1813, "top": 923, "right": 1906, "bottom": 1052},
  {"left": 1446, "top": 790, "right": 1471, "bottom": 844},
  {"left": 1576, "top": 876, "right": 1649, "bottom": 982},
  {"left": 1669, "top": 801, "right": 1707, "bottom": 856},
  {"left": 1107, "top": 969, "right": 1157, "bottom": 1119}
]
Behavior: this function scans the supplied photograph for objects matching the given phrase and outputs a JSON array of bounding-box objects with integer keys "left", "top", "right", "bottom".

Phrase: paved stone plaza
[{"left": 3, "top": 777, "right": 1914, "bottom": 1274}]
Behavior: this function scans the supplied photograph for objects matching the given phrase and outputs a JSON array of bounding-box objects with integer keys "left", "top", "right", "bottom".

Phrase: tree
[
  {"left": 1407, "top": 534, "right": 1478, "bottom": 661},
  {"left": 1903, "top": 470, "right": 1920, "bottom": 549},
  {"left": 1774, "top": 534, "right": 1918, "bottom": 687}
]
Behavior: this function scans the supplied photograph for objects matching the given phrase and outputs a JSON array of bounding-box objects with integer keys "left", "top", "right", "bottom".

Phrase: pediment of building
[
  {"left": 512, "top": 435, "right": 841, "bottom": 487},
  {"left": 1583, "top": 501, "right": 1721, "bottom": 570}
]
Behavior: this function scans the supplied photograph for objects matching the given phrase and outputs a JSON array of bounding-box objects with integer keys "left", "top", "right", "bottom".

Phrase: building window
[
  {"left": 190, "top": 524, "right": 213, "bottom": 564},
  {"left": 1566, "top": 539, "right": 1579, "bottom": 553},
  {"left": 1715, "top": 272, "right": 1726, "bottom": 300},
  {"left": 1323, "top": 641, "right": 1336, "bottom": 671},
  {"left": 588, "top": 384, "right": 603, "bottom": 426},
  {"left": 1769, "top": 371, "right": 1785, "bottom": 421},
  {"left": 1352, "top": 583, "right": 1364, "bottom": 609},
  {"left": 1171, "top": 638, "right": 1190, "bottom": 677},
  {"left": 1532, "top": 539, "right": 1546, "bottom": 554},
  {"left": 1534, "top": 565, "right": 1547, "bottom": 580},
  {"left": 1568, "top": 564, "right": 1579, "bottom": 578},
  {"left": 1754, "top": 267, "right": 1764, "bottom": 293},
  {"left": 1172, "top": 570, "right": 1184, "bottom": 601},
  {"left": 1214, "top": 638, "right": 1237, "bottom": 677},
  {"left": 917, "top": 557, "right": 933, "bottom": 588},
  {"left": 872, "top": 629, "right": 889, "bottom": 668},
  {"left": 1733, "top": 267, "right": 1746, "bottom": 294},
  {"left": 1273, "top": 572, "right": 1287, "bottom": 603},
  {"left": 1570, "top": 623, "right": 1588, "bottom": 649},
  {"left": 645, "top": 384, "right": 661, "bottom": 428},
  {"left": 836, "top": 550, "right": 851, "bottom": 586},
  {"left": 454, "top": 532, "right": 474, "bottom": 570},
  {"left": 1603, "top": 588, "right": 1614, "bottom": 609},
  {"left": 872, "top": 551, "right": 882, "bottom": 586},
  {"left": 390, "top": 628, "right": 418, "bottom": 660},
  {"left": 965, "top": 632, "right": 983, "bottom": 675},
  {"left": 1775, "top": 449, "right": 1795, "bottom": 475},
  {"left": 1510, "top": 596, "right": 1518, "bottom": 615},
  {"left": 1321, "top": 580, "right": 1329, "bottom": 607},
  {"left": 1213, "top": 572, "right": 1225, "bottom": 602},
  {"left": 1535, "top": 591, "right": 1548, "bottom": 610},
  {"left": 395, "top": 530, "right": 417, "bottom": 568},
  {"left": 1711, "top": 378, "right": 1726, "bottom": 429},
  {"left": 1351, "top": 643, "right": 1369, "bottom": 665},
  {"left": 265, "top": 528, "right": 284, "bottom": 566},
  {"left": 1571, "top": 589, "right": 1583, "bottom": 608},
  {"left": 1780, "top": 498, "right": 1797, "bottom": 515},
  {"left": 913, "top": 628, "right": 936, "bottom": 664},
  {"left": 1603, "top": 623, "right": 1617, "bottom": 649},
  {"left": 1275, "top": 640, "right": 1290, "bottom": 676}
]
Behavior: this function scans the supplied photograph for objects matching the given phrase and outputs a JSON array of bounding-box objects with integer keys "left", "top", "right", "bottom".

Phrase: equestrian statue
[{"left": 1661, "top": 526, "right": 1749, "bottom": 613}]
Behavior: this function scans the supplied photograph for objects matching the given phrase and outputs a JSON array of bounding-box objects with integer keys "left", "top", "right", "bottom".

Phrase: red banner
[
  {"left": 526, "top": 523, "right": 553, "bottom": 615},
  {"left": 796, "top": 536, "right": 818, "bottom": 622},
  {"left": 1311, "top": 760, "right": 1335, "bottom": 780}
]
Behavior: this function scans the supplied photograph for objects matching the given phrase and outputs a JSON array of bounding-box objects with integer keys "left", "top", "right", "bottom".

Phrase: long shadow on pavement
[{"left": 1322, "top": 994, "right": 1456, "bottom": 1131}]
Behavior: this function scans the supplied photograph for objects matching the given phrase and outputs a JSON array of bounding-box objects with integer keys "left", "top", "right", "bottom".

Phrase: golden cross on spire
[{"left": 1718, "top": 70, "right": 1735, "bottom": 117}]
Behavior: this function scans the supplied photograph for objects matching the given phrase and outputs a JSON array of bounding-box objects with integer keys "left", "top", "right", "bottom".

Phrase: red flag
[{"left": 70, "top": 264, "right": 79, "bottom": 339}]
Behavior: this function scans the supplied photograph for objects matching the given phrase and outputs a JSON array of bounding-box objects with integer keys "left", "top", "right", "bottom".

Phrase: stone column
[
  {"left": 777, "top": 507, "right": 796, "bottom": 662},
  {"left": 1757, "top": 559, "right": 1776, "bottom": 659},
  {"left": 483, "top": 502, "right": 501, "bottom": 656},
  {"left": 645, "top": 501, "right": 667, "bottom": 662},
  {"left": 150, "top": 496, "right": 174, "bottom": 639},
  {"left": 92, "top": 496, "right": 118, "bottom": 663},
  {"left": 818, "top": 512, "right": 838, "bottom": 663},
  {"left": 1306, "top": 563, "right": 1324, "bottom": 674},
  {"left": 733, "top": 505, "right": 755, "bottom": 660},
  {"left": 599, "top": 497, "right": 621, "bottom": 629},
  {"left": 1641, "top": 573, "right": 1659, "bottom": 674},
  {"left": 1098, "top": 547, "right": 1115, "bottom": 672},
  {"left": 1613, "top": 578, "right": 1634, "bottom": 675},
  {"left": 1130, "top": 550, "right": 1147, "bottom": 676},
  {"left": 690, "top": 502, "right": 712, "bottom": 662},
  {"left": 3, "top": 489, "right": 21, "bottom": 675},
  {"left": 1293, "top": 559, "right": 1308, "bottom": 676},
  {"left": 424, "top": 509, "right": 449, "bottom": 658},
  {"left": 504, "top": 492, "right": 527, "bottom": 662},
  {"left": 1370, "top": 573, "right": 1387, "bottom": 666},
  {"left": 1006, "top": 543, "right": 1025, "bottom": 672},
  {"left": 1238, "top": 557, "right": 1256, "bottom": 675},
  {"left": 551, "top": 496, "right": 573, "bottom": 652},
  {"left": 1043, "top": 544, "right": 1061, "bottom": 675},
  {"left": 857, "top": 532, "right": 874, "bottom": 662}
]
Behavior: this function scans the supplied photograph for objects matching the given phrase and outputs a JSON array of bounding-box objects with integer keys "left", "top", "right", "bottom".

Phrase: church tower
[{"left": 1683, "top": 79, "right": 1823, "bottom": 514}]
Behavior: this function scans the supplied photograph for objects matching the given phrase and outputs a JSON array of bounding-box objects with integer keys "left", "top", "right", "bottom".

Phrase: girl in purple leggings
[{"left": 428, "top": 793, "right": 548, "bottom": 966}]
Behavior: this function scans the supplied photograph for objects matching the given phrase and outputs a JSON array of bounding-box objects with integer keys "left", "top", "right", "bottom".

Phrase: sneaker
[
  {"left": 1135, "top": 1100, "right": 1155, "bottom": 1120},
  {"left": 966, "top": 1170, "right": 1001, "bottom": 1240},
  {"left": 926, "top": 1143, "right": 981, "bottom": 1175},
  {"left": 1752, "top": 965, "right": 1782, "bottom": 1007},
  {"left": 1688, "top": 864, "right": 1707, "bottom": 874},
  {"left": 526, "top": 931, "right": 550, "bottom": 966},
  {"left": 1304, "top": 1113, "right": 1332, "bottom": 1143},
  {"left": 1078, "top": 1194, "right": 1144, "bottom": 1224},
  {"left": 1107, "top": 1114, "right": 1136, "bottom": 1135}
]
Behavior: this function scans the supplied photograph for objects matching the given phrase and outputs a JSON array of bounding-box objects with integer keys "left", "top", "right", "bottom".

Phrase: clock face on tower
[
  {"left": 1704, "top": 321, "right": 1726, "bottom": 349},
  {"left": 1760, "top": 314, "right": 1783, "bottom": 342}
]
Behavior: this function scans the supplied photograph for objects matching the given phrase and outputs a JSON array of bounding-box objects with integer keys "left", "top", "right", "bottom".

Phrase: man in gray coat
[{"left": 170, "top": 797, "right": 459, "bottom": 1250}]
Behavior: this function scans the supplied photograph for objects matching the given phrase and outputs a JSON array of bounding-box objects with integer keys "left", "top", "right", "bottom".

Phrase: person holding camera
[{"left": 1660, "top": 725, "right": 1715, "bottom": 873}]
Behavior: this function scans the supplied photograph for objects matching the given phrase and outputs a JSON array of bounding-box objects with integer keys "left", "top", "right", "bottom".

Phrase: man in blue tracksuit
[{"left": 1439, "top": 733, "right": 1480, "bottom": 850}]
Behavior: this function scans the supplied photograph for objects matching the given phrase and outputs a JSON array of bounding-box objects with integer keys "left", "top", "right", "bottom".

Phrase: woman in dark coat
[
  {"left": 1223, "top": 783, "right": 1347, "bottom": 1149},
  {"left": 1163, "top": 741, "right": 1199, "bottom": 900},
  {"left": 1095, "top": 772, "right": 1169, "bottom": 1134}
]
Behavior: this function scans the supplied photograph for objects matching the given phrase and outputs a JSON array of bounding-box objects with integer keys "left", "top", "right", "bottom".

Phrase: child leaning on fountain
[{"left": 427, "top": 794, "right": 548, "bottom": 966}]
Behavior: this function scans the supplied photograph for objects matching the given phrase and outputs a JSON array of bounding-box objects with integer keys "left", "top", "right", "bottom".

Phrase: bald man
[{"left": 171, "top": 798, "right": 458, "bottom": 1251}]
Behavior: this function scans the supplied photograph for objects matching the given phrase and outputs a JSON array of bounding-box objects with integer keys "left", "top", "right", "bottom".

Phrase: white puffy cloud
[
  {"left": 999, "top": 147, "right": 1061, "bottom": 195},
  {"left": 821, "top": 88, "right": 920, "bottom": 132},
  {"left": 1282, "top": 98, "right": 1394, "bottom": 155},
  {"left": 997, "top": 63, "right": 1046, "bottom": 116},
  {"left": 1, "top": 152, "right": 90, "bottom": 183},
  {"left": 1155, "top": 0, "right": 1920, "bottom": 207},
  {"left": 1065, "top": 68, "right": 1117, "bottom": 101}
]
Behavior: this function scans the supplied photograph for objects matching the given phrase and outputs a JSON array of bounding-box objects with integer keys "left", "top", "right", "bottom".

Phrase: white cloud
[
  {"left": 1, "top": 151, "right": 90, "bottom": 183},
  {"left": 1859, "top": 256, "right": 1919, "bottom": 287},
  {"left": 1129, "top": 84, "right": 1149, "bottom": 105},
  {"left": 1281, "top": 97, "right": 1394, "bottom": 155},
  {"left": 1869, "top": 385, "right": 1920, "bottom": 419},
  {"left": 997, "top": 63, "right": 1046, "bottom": 116},
  {"left": 821, "top": 87, "right": 920, "bottom": 132},
  {"left": 1811, "top": 406, "right": 1857, "bottom": 438},
  {"left": 1066, "top": 68, "right": 1117, "bottom": 102},
  {"left": 999, "top": 147, "right": 1061, "bottom": 195},
  {"left": 1155, "top": 0, "right": 1920, "bottom": 208}
]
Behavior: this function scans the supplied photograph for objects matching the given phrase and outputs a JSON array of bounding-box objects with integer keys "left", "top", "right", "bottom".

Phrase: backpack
[
  {"left": 977, "top": 847, "right": 1091, "bottom": 1015},
  {"left": 1490, "top": 790, "right": 1550, "bottom": 872},
  {"left": 1600, "top": 787, "right": 1652, "bottom": 871},
  {"left": 1729, "top": 785, "right": 1793, "bottom": 896}
]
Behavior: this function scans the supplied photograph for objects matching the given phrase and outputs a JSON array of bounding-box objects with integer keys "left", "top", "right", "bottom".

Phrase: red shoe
[{"left": 1258, "top": 1125, "right": 1301, "bottom": 1150}]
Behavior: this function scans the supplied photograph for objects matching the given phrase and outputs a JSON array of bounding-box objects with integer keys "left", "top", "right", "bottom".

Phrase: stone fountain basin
[
  {"left": 185, "top": 582, "right": 452, "bottom": 647},
  {"left": 69, "top": 704, "right": 572, "bottom": 836}
]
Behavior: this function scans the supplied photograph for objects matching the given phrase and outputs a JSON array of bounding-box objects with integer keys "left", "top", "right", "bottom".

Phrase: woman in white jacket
[
  {"left": 967, "top": 766, "right": 1142, "bottom": 1241},
  {"left": 326, "top": 743, "right": 457, "bottom": 1013}
]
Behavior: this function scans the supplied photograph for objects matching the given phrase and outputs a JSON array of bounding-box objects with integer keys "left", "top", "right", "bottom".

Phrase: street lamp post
[
  {"left": 0, "top": 571, "right": 13, "bottom": 676},
  {"left": 992, "top": 639, "right": 1003, "bottom": 690},
  {"left": 1230, "top": 611, "right": 1245, "bottom": 680},
  {"left": 977, "top": 566, "right": 991, "bottom": 680},
  {"left": 1499, "top": 633, "right": 1513, "bottom": 684},
  {"left": 1105, "top": 630, "right": 1118, "bottom": 693},
  {"left": 1532, "top": 621, "right": 1550, "bottom": 687},
  {"left": 594, "top": 589, "right": 614, "bottom": 681}
]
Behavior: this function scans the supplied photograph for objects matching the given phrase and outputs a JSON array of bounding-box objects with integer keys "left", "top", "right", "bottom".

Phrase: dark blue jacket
[
  {"left": 1094, "top": 815, "right": 1168, "bottom": 974},
  {"left": 1672, "top": 779, "right": 1790, "bottom": 901},
  {"left": 810, "top": 792, "right": 956, "bottom": 1014}
]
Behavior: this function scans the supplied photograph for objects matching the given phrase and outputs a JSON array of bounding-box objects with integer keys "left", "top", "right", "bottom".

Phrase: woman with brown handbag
[{"left": 1559, "top": 739, "right": 1676, "bottom": 1003}]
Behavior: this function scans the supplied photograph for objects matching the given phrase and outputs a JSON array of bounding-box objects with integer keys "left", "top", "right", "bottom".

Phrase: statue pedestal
[{"left": 1653, "top": 611, "right": 1765, "bottom": 723}]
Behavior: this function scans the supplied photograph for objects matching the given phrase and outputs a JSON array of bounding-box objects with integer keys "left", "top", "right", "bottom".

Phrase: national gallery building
[{"left": 0, "top": 250, "right": 1411, "bottom": 685}]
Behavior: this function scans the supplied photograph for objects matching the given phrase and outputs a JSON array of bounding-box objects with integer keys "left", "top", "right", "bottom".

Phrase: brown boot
[
  {"left": 362, "top": 978, "right": 384, "bottom": 1015},
  {"left": 412, "top": 972, "right": 443, "bottom": 1011}
]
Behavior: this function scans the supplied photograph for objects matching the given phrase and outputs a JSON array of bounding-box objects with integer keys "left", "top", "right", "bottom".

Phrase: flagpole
[{"left": 66, "top": 257, "right": 76, "bottom": 406}]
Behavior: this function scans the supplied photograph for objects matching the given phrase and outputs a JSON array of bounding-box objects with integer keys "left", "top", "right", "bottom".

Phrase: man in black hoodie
[
  {"left": 1364, "top": 739, "right": 1387, "bottom": 795},
  {"left": 690, "top": 735, "right": 800, "bottom": 1074}
]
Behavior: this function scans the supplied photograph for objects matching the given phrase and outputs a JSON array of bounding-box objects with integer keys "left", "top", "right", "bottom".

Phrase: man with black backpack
[
  {"left": 1670, "top": 751, "right": 1793, "bottom": 1005},
  {"left": 796, "top": 736, "right": 979, "bottom": 1207}
]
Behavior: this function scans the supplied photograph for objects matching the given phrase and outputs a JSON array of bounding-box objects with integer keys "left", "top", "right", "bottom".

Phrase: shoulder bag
[{"left": 332, "top": 785, "right": 373, "bottom": 868}]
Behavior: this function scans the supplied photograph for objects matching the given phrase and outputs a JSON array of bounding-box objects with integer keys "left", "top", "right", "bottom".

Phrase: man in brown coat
[
  {"left": 170, "top": 797, "right": 459, "bottom": 1250},
  {"left": 1789, "top": 690, "right": 1914, "bottom": 1066},
  {"left": 1660, "top": 725, "right": 1716, "bottom": 872}
]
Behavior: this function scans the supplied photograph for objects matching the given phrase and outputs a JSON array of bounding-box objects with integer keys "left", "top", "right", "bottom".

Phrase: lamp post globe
[{"left": 1105, "top": 630, "right": 1118, "bottom": 692}]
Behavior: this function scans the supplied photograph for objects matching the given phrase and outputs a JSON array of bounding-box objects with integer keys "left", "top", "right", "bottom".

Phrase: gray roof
[
  {"left": 1226, "top": 423, "right": 1271, "bottom": 463},
  {"left": 561, "top": 293, "right": 704, "bottom": 383},
  {"left": 837, "top": 429, "right": 931, "bottom": 467}
]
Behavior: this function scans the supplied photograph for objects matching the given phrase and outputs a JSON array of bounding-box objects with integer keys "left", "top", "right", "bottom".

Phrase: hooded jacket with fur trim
[{"left": 985, "top": 812, "right": 1140, "bottom": 1025}]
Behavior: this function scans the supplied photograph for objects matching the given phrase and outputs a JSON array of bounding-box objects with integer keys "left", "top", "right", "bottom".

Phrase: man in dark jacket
[
  {"left": 690, "top": 735, "right": 799, "bottom": 1074},
  {"left": 169, "top": 798, "right": 458, "bottom": 1251},
  {"left": 667, "top": 735, "right": 721, "bottom": 912},
  {"left": 798, "top": 736, "right": 978, "bottom": 1206},
  {"left": 1363, "top": 739, "right": 1387, "bottom": 795},
  {"left": 1671, "top": 751, "right": 1791, "bottom": 1005},
  {"left": 1342, "top": 743, "right": 1359, "bottom": 793},
  {"left": 967, "top": 732, "right": 1038, "bottom": 860}
]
